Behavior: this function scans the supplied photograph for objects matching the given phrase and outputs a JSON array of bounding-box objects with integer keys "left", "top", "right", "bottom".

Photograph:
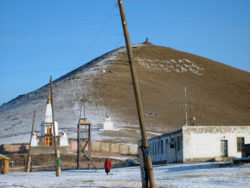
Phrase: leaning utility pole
[
  {"left": 118, "top": 0, "right": 156, "bottom": 187},
  {"left": 50, "top": 76, "right": 61, "bottom": 177},
  {"left": 26, "top": 111, "right": 36, "bottom": 172}
]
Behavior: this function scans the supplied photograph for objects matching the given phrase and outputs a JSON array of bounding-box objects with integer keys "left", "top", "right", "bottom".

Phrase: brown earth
[{"left": 89, "top": 42, "right": 250, "bottom": 138}]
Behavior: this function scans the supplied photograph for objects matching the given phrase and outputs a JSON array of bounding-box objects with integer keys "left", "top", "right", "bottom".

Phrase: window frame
[{"left": 237, "top": 137, "right": 244, "bottom": 152}]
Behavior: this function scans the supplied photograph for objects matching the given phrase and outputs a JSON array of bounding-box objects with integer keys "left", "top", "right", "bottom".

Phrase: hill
[{"left": 0, "top": 43, "right": 249, "bottom": 144}]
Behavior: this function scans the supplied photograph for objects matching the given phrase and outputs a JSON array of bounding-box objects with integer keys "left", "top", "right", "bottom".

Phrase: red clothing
[{"left": 104, "top": 158, "right": 111, "bottom": 174}]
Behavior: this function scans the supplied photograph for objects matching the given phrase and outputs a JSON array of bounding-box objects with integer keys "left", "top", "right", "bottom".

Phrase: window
[
  {"left": 177, "top": 136, "right": 181, "bottom": 151},
  {"left": 158, "top": 141, "right": 160, "bottom": 154},
  {"left": 170, "top": 137, "right": 175, "bottom": 148},
  {"left": 161, "top": 140, "right": 163, "bottom": 154},
  {"left": 150, "top": 142, "right": 154, "bottom": 155},
  {"left": 170, "top": 143, "right": 175, "bottom": 148},
  {"left": 237, "top": 137, "right": 244, "bottom": 152},
  {"left": 151, "top": 142, "right": 153, "bottom": 155},
  {"left": 47, "top": 128, "right": 52, "bottom": 134},
  {"left": 154, "top": 142, "right": 156, "bottom": 154},
  {"left": 165, "top": 139, "right": 168, "bottom": 153}
]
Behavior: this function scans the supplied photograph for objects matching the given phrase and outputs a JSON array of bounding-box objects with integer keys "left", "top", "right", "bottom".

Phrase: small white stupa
[
  {"left": 31, "top": 131, "right": 38, "bottom": 147},
  {"left": 100, "top": 113, "right": 119, "bottom": 131},
  {"left": 60, "top": 131, "right": 69, "bottom": 146}
]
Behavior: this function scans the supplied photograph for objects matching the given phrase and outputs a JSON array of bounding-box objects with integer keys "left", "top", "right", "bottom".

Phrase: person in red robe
[{"left": 104, "top": 157, "right": 112, "bottom": 175}]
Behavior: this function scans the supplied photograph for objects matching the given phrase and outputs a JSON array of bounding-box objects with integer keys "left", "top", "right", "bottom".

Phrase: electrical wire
[
  {"left": 76, "top": 5, "right": 116, "bottom": 67},
  {"left": 0, "top": 4, "right": 118, "bottom": 76}
]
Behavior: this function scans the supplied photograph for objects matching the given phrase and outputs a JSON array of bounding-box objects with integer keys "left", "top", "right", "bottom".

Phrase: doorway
[
  {"left": 221, "top": 140, "right": 228, "bottom": 157},
  {"left": 45, "top": 137, "right": 53, "bottom": 146}
]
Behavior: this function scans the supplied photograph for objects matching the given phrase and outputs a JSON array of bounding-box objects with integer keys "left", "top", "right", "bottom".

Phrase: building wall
[
  {"left": 182, "top": 126, "right": 250, "bottom": 162},
  {"left": 149, "top": 130, "right": 183, "bottom": 164},
  {"left": 149, "top": 126, "right": 250, "bottom": 164}
]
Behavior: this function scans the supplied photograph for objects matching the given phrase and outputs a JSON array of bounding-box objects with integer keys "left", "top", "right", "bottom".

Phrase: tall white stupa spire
[
  {"left": 41, "top": 91, "right": 58, "bottom": 136},
  {"left": 45, "top": 91, "right": 53, "bottom": 123}
]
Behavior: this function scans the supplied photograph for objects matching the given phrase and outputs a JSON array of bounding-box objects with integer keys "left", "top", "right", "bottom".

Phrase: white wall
[
  {"left": 149, "top": 130, "right": 182, "bottom": 163},
  {"left": 183, "top": 126, "right": 250, "bottom": 162}
]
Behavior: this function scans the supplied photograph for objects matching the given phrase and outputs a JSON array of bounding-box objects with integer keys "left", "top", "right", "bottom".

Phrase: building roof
[
  {"left": 0, "top": 154, "right": 10, "bottom": 160},
  {"left": 149, "top": 128, "right": 182, "bottom": 141}
]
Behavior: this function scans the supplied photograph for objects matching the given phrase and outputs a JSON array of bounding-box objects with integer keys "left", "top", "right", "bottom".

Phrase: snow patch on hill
[{"left": 135, "top": 57, "right": 205, "bottom": 75}]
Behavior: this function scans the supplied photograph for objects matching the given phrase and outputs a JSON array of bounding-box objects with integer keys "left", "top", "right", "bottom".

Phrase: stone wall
[
  {"left": 30, "top": 146, "right": 68, "bottom": 154},
  {"left": 68, "top": 141, "right": 138, "bottom": 155},
  {"left": 1, "top": 141, "right": 138, "bottom": 156},
  {"left": 0, "top": 143, "right": 29, "bottom": 154}
]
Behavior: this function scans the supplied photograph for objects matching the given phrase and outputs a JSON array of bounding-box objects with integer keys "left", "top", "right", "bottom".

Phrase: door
[
  {"left": 221, "top": 140, "right": 228, "bottom": 157},
  {"left": 45, "top": 137, "right": 49, "bottom": 146},
  {"left": 49, "top": 137, "right": 53, "bottom": 146},
  {"left": 45, "top": 137, "right": 53, "bottom": 146}
]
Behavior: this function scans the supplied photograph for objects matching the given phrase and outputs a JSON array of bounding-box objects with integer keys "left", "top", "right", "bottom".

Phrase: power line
[
  {"left": 0, "top": 32, "right": 120, "bottom": 46},
  {"left": 0, "top": 2, "right": 121, "bottom": 78},
  {"left": 76, "top": 5, "right": 116, "bottom": 66}
]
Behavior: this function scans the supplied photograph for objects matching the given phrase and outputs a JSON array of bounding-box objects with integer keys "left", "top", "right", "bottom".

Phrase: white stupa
[
  {"left": 40, "top": 92, "right": 58, "bottom": 137},
  {"left": 60, "top": 131, "right": 69, "bottom": 146},
  {"left": 36, "top": 91, "right": 68, "bottom": 146},
  {"left": 31, "top": 131, "right": 38, "bottom": 147},
  {"left": 100, "top": 113, "right": 119, "bottom": 131}
]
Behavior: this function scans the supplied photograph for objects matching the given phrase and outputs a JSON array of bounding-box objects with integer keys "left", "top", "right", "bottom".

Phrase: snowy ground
[{"left": 1, "top": 162, "right": 250, "bottom": 188}]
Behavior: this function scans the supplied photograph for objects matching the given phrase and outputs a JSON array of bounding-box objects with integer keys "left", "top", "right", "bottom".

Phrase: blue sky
[{"left": 0, "top": 0, "right": 250, "bottom": 105}]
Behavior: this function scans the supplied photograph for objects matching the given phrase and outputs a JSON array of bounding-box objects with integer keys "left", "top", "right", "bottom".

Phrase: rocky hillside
[{"left": 0, "top": 42, "right": 249, "bottom": 144}]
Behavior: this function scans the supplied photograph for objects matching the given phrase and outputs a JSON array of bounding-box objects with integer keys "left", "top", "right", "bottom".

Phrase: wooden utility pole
[
  {"left": 118, "top": 0, "right": 156, "bottom": 187},
  {"left": 26, "top": 111, "right": 36, "bottom": 172},
  {"left": 50, "top": 76, "right": 61, "bottom": 177}
]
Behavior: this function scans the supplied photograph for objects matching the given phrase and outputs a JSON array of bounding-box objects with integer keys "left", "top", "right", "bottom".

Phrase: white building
[
  {"left": 31, "top": 92, "right": 68, "bottom": 147},
  {"left": 149, "top": 126, "right": 250, "bottom": 164}
]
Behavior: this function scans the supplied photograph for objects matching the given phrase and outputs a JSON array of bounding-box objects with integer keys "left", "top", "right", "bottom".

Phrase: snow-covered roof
[{"left": 0, "top": 154, "right": 10, "bottom": 160}]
